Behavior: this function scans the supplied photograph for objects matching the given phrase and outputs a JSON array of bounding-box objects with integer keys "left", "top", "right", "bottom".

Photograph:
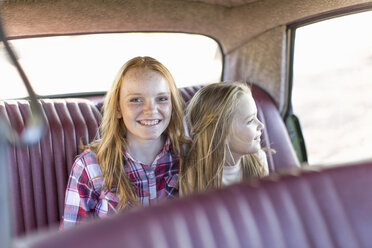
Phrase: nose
[{"left": 143, "top": 100, "right": 157, "bottom": 115}]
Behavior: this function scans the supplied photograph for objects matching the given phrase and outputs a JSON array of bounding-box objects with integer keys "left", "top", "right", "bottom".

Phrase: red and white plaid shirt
[{"left": 61, "top": 139, "right": 179, "bottom": 228}]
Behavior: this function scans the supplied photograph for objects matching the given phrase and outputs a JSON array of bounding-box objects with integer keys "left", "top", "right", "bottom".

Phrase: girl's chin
[{"left": 248, "top": 146, "right": 261, "bottom": 154}]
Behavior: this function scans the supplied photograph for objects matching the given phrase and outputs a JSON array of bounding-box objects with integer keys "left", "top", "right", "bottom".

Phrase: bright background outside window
[
  {"left": 0, "top": 33, "right": 222, "bottom": 99},
  {"left": 292, "top": 10, "right": 372, "bottom": 165}
]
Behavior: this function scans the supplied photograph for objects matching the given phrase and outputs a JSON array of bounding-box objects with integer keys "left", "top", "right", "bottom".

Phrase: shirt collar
[{"left": 123, "top": 137, "right": 172, "bottom": 164}]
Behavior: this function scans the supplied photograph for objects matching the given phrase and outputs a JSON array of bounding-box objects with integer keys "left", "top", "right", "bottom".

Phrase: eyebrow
[
  {"left": 124, "top": 92, "right": 171, "bottom": 97},
  {"left": 244, "top": 112, "right": 257, "bottom": 120}
]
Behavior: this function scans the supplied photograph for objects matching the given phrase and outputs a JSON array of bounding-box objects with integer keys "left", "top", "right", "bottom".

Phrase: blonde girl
[
  {"left": 61, "top": 56, "right": 186, "bottom": 228},
  {"left": 180, "top": 82, "right": 268, "bottom": 195}
]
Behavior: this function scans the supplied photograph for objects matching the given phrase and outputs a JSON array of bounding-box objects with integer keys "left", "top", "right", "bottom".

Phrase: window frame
[{"left": 284, "top": 4, "right": 372, "bottom": 165}]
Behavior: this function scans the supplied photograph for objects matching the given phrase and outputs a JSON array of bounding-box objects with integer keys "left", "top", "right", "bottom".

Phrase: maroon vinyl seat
[
  {"left": 28, "top": 160, "right": 372, "bottom": 248},
  {"left": 0, "top": 99, "right": 101, "bottom": 237},
  {"left": 2, "top": 84, "right": 299, "bottom": 237}
]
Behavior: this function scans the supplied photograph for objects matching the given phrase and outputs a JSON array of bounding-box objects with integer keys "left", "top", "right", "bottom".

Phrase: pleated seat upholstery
[
  {"left": 28, "top": 160, "right": 372, "bottom": 248},
  {"left": 0, "top": 99, "right": 101, "bottom": 237}
]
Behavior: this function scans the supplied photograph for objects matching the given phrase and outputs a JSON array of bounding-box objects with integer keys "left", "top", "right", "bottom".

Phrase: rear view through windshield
[{"left": 0, "top": 33, "right": 222, "bottom": 99}]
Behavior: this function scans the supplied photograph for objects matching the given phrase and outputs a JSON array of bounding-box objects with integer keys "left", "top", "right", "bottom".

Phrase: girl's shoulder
[
  {"left": 77, "top": 149, "right": 98, "bottom": 162},
  {"left": 256, "top": 149, "right": 269, "bottom": 176},
  {"left": 71, "top": 149, "right": 103, "bottom": 181}
]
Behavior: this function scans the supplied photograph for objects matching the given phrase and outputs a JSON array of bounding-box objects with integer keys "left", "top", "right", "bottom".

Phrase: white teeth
[{"left": 139, "top": 120, "right": 160, "bottom": 126}]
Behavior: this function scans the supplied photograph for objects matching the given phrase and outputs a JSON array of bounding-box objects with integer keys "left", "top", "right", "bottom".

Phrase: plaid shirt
[{"left": 61, "top": 139, "right": 179, "bottom": 228}]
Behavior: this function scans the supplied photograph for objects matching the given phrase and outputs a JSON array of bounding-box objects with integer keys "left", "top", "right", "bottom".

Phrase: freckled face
[
  {"left": 117, "top": 67, "right": 172, "bottom": 143},
  {"left": 226, "top": 92, "right": 264, "bottom": 160}
]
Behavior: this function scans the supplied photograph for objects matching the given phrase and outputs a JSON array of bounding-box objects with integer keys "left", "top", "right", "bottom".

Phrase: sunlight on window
[
  {"left": 0, "top": 33, "right": 222, "bottom": 99},
  {"left": 292, "top": 10, "right": 372, "bottom": 165}
]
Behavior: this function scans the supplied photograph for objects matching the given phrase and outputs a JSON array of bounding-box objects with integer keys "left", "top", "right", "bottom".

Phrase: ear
[{"left": 116, "top": 104, "right": 122, "bottom": 119}]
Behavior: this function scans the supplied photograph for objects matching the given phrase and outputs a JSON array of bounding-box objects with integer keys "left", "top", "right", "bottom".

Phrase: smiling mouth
[{"left": 138, "top": 119, "right": 161, "bottom": 126}]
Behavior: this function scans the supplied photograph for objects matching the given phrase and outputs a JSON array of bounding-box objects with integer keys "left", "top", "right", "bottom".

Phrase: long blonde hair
[
  {"left": 89, "top": 56, "right": 186, "bottom": 209},
  {"left": 180, "top": 82, "right": 265, "bottom": 195}
]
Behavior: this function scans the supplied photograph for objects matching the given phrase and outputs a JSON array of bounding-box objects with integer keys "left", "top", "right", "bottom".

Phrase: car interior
[{"left": 1, "top": 0, "right": 372, "bottom": 247}]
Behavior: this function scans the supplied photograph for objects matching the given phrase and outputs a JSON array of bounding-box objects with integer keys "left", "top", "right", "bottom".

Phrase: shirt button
[{"left": 148, "top": 172, "right": 155, "bottom": 179}]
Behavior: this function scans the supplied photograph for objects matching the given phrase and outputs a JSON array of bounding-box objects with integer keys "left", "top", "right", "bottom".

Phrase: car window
[
  {"left": 0, "top": 33, "right": 222, "bottom": 99},
  {"left": 291, "top": 10, "right": 372, "bottom": 165}
]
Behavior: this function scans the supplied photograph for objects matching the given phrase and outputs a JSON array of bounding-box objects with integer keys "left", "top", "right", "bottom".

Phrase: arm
[{"left": 60, "top": 156, "right": 99, "bottom": 228}]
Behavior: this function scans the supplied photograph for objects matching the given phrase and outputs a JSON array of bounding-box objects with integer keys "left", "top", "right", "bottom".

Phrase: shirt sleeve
[
  {"left": 60, "top": 156, "right": 99, "bottom": 229},
  {"left": 257, "top": 149, "right": 269, "bottom": 176}
]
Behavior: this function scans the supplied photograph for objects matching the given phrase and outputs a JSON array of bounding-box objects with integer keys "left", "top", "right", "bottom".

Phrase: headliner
[{"left": 1, "top": 0, "right": 371, "bottom": 53}]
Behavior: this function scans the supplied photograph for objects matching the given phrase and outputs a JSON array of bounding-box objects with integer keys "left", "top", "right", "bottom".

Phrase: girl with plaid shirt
[{"left": 61, "top": 57, "right": 188, "bottom": 228}]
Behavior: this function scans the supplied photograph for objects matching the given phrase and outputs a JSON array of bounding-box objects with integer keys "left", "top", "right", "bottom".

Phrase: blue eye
[
  {"left": 247, "top": 119, "right": 254, "bottom": 125},
  {"left": 130, "top": 98, "right": 142, "bottom": 103},
  {"left": 158, "top": 96, "right": 169, "bottom": 102}
]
